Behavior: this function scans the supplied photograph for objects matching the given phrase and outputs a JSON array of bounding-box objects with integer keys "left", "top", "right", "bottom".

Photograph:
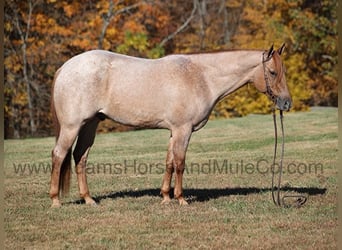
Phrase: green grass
[{"left": 4, "top": 107, "right": 337, "bottom": 249}]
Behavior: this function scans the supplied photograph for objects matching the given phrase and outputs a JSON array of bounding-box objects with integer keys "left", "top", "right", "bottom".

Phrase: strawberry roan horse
[{"left": 50, "top": 44, "right": 291, "bottom": 207}]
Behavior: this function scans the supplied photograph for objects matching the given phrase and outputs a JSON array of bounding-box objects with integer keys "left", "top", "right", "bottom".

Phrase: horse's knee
[
  {"left": 173, "top": 157, "right": 185, "bottom": 173},
  {"left": 164, "top": 161, "right": 174, "bottom": 173}
]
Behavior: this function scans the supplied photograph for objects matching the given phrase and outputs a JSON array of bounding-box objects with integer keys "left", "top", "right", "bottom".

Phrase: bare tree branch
[
  {"left": 98, "top": 1, "right": 114, "bottom": 49},
  {"left": 98, "top": 1, "right": 145, "bottom": 49},
  {"left": 115, "top": 2, "right": 142, "bottom": 16},
  {"left": 219, "top": 0, "right": 246, "bottom": 46},
  {"left": 196, "top": 0, "right": 207, "bottom": 50},
  {"left": 219, "top": 0, "right": 229, "bottom": 44},
  {"left": 159, "top": 0, "right": 197, "bottom": 47}
]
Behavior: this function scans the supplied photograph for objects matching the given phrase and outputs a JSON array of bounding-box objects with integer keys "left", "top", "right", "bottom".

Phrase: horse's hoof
[
  {"left": 178, "top": 198, "right": 189, "bottom": 206},
  {"left": 84, "top": 197, "right": 97, "bottom": 206},
  {"left": 51, "top": 199, "right": 62, "bottom": 208},
  {"left": 161, "top": 197, "right": 171, "bottom": 205}
]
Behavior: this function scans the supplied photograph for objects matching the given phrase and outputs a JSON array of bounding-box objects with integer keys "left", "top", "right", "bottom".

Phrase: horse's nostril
[
  {"left": 284, "top": 100, "right": 291, "bottom": 110},
  {"left": 277, "top": 98, "right": 291, "bottom": 111}
]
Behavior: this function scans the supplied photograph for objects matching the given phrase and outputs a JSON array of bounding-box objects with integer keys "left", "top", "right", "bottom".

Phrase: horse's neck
[{"left": 189, "top": 51, "right": 263, "bottom": 103}]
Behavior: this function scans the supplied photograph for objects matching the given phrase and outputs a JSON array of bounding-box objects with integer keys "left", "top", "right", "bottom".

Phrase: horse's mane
[{"left": 183, "top": 48, "right": 264, "bottom": 55}]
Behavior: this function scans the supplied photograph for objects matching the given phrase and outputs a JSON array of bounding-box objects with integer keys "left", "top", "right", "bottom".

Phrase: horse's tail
[{"left": 51, "top": 68, "right": 72, "bottom": 196}]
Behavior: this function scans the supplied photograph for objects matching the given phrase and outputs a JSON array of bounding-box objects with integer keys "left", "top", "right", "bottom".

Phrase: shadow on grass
[{"left": 69, "top": 186, "right": 326, "bottom": 205}]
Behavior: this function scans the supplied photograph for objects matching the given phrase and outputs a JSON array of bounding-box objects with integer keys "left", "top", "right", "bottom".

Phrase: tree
[
  {"left": 286, "top": 0, "right": 337, "bottom": 106},
  {"left": 5, "top": 0, "right": 40, "bottom": 137},
  {"left": 4, "top": 0, "right": 337, "bottom": 138}
]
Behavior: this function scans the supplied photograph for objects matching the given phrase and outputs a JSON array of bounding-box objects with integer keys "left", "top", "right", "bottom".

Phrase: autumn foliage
[{"left": 4, "top": 0, "right": 337, "bottom": 138}]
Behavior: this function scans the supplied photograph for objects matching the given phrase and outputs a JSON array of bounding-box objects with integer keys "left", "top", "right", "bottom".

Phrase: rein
[
  {"left": 271, "top": 109, "right": 308, "bottom": 208},
  {"left": 262, "top": 51, "right": 308, "bottom": 208}
]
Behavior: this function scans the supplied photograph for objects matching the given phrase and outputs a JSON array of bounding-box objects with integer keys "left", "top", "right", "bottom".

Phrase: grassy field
[{"left": 4, "top": 107, "right": 337, "bottom": 249}]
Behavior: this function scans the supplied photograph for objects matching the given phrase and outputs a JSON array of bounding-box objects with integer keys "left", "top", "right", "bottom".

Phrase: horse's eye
[{"left": 269, "top": 70, "right": 277, "bottom": 77}]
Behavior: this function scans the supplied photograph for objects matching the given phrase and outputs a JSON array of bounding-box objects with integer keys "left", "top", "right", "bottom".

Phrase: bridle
[
  {"left": 262, "top": 51, "right": 277, "bottom": 103},
  {"left": 262, "top": 51, "right": 308, "bottom": 208}
]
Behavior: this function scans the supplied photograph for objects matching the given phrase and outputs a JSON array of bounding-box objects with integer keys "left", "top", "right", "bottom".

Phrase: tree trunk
[{"left": 22, "top": 41, "right": 36, "bottom": 135}]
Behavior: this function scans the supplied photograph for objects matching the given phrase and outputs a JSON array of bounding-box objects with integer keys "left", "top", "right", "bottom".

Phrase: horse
[{"left": 49, "top": 44, "right": 291, "bottom": 207}]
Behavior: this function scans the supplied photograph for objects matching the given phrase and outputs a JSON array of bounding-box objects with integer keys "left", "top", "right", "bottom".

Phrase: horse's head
[{"left": 255, "top": 44, "right": 292, "bottom": 111}]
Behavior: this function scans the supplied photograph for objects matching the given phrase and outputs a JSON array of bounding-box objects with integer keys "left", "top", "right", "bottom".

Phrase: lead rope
[{"left": 271, "top": 109, "right": 308, "bottom": 208}]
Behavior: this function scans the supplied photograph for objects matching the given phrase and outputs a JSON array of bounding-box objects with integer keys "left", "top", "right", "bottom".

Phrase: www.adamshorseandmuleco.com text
[{"left": 12, "top": 159, "right": 324, "bottom": 176}]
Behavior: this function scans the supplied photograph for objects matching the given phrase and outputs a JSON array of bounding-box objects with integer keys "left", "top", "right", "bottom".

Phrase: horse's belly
[{"left": 100, "top": 101, "right": 169, "bottom": 129}]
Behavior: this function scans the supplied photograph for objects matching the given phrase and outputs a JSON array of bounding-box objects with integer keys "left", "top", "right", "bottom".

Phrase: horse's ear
[
  {"left": 267, "top": 44, "right": 274, "bottom": 58},
  {"left": 278, "top": 43, "right": 286, "bottom": 55}
]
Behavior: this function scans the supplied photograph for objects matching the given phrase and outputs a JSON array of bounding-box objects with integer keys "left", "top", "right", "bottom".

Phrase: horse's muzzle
[{"left": 276, "top": 97, "right": 292, "bottom": 111}]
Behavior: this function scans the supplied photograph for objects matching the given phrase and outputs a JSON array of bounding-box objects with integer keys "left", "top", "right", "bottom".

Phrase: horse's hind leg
[
  {"left": 50, "top": 127, "right": 79, "bottom": 207},
  {"left": 73, "top": 117, "right": 100, "bottom": 205}
]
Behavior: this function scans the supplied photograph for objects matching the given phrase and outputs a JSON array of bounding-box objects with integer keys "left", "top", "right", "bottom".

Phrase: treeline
[{"left": 4, "top": 0, "right": 337, "bottom": 138}]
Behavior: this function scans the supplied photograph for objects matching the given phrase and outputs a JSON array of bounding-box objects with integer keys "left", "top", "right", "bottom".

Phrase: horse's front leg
[
  {"left": 164, "top": 126, "right": 192, "bottom": 205},
  {"left": 174, "top": 155, "right": 187, "bottom": 205},
  {"left": 161, "top": 136, "right": 174, "bottom": 204}
]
